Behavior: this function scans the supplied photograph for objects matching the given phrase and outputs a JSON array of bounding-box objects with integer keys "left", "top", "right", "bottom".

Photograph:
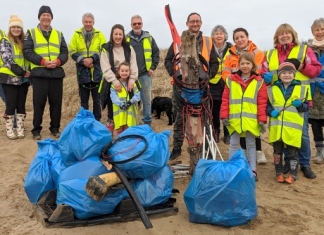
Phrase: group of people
[
  {"left": 1, "top": 6, "right": 324, "bottom": 183},
  {"left": 0, "top": 5, "right": 159, "bottom": 139}
]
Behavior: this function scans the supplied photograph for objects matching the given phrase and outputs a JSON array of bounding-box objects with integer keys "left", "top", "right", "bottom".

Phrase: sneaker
[
  {"left": 256, "top": 150, "right": 267, "bottom": 164},
  {"left": 284, "top": 174, "right": 296, "bottom": 184},
  {"left": 170, "top": 148, "right": 181, "bottom": 160},
  {"left": 51, "top": 131, "right": 61, "bottom": 138},
  {"left": 33, "top": 133, "right": 41, "bottom": 140},
  {"left": 283, "top": 162, "right": 290, "bottom": 174},
  {"left": 300, "top": 166, "right": 316, "bottom": 179},
  {"left": 223, "top": 135, "right": 230, "bottom": 145},
  {"left": 276, "top": 173, "right": 285, "bottom": 183}
]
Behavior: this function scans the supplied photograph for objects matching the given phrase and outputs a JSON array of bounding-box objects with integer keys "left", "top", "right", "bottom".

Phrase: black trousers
[
  {"left": 240, "top": 136, "right": 262, "bottom": 151},
  {"left": 79, "top": 82, "right": 101, "bottom": 121},
  {"left": 211, "top": 99, "right": 229, "bottom": 137},
  {"left": 273, "top": 141, "right": 298, "bottom": 177},
  {"left": 309, "top": 118, "right": 324, "bottom": 147},
  {"left": 2, "top": 83, "right": 29, "bottom": 115},
  {"left": 31, "top": 77, "right": 63, "bottom": 134},
  {"left": 106, "top": 82, "right": 113, "bottom": 121}
]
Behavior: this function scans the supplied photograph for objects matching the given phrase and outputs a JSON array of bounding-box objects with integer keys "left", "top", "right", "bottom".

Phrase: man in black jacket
[
  {"left": 164, "top": 12, "right": 219, "bottom": 160},
  {"left": 23, "top": 5, "right": 68, "bottom": 140}
]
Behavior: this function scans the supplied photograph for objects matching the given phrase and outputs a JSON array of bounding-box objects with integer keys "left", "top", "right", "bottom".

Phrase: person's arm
[
  {"left": 220, "top": 81, "right": 230, "bottom": 119},
  {"left": 254, "top": 50, "right": 265, "bottom": 74},
  {"left": 0, "top": 38, "right": 26, "bottom": 76},
  {"left": 100, "top": 50, "right": 118, "bottom": 83},
  {"left": 296, "top": 100, "right": 309, "bottom": 113},
  {"left": 69, "top": 32, "right": 84, "bottom": 64},
  {"left": 299, "top": 47, "right": 322, "bottom": 78},
  {"left": 260, "top": 55, "right": 270, "bottom": 74},
  {"left": 56, "top": 33, "right": 69, "bottom": 66},
  {"left": 266, "top": 100, "right": 275, "bottom": 116},
  {"left": 92, "top": 32, "right": 106, "bottom": 63},
  {"left": 129, "top": 46, "right": 138, "bottom": 84},
  {"left": 221, "top": 53, "right": 232, "bottom": 80},
  {"left": 150, "top": 37, "right": 160, "bottom": 71},
  {"left": 257, "top": 81, "right": 268, "bottom": 123},
  {"left": 23, "top": 29, "right": 43, "bottom": 65},
  {"left": 110, "top": 86, "right": 123, "bottom": 107},
  {"left": 130, "top": 89, "right": 141, "bottom": 103},
  {"left": 164, "top": 43, "right": 175, "bottom": 77},
  {"left": 208, "top": 44, "right": 219, "bottom": 78}
]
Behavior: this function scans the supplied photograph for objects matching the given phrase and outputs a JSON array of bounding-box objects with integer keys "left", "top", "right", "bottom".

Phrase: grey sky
[{"left": 1, "top": 0, "right": 323, "bottom": 50}]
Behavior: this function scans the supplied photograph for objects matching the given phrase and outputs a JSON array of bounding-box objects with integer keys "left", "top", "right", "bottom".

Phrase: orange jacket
[{"left": 221, "top": 40, "right": 264, "bottom": 80}]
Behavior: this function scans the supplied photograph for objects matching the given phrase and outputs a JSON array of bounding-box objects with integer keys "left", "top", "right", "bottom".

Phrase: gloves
[
  {"left": 120, "top": 102, "right": 128, "bottom": 110},
  {"left": 263, "top": 72, "right": 273, "bottom": 84},
  {"left": 259, "top": 122, "right": 267, "bottom": 134},
  {"left": 126, "top": 101, "right": 132, "bottom": 108},
  {"left": 222, "top": 119, "right": 230, "bottom": 126},
  {"left": 285, "top": 58, "right": 301, "bottom": 70},
  {"left": 292, "top": 99, "right": 302, "bottom": 107},
  {"left": 270, "top": 109, "right": 280, "bottom": 118}
]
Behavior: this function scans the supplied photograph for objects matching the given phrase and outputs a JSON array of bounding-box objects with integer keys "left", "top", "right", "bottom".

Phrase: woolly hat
[
  {"left": 38, "top": 5, "right": 53, "bottom": 19},
  {"left": 8, "top": 15, "right": 23, "bottom": 29},
  {"left": 278, "top": 62, "right": 296, "bottom": 77}
]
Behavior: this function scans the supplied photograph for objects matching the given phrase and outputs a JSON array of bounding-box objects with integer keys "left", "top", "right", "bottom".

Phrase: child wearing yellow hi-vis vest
[
  {"left": 110, "top": 62, "right": 141, "bottom": 136},
  {"left": 266, "top": 62, "right": 309, "bottom": 184}
]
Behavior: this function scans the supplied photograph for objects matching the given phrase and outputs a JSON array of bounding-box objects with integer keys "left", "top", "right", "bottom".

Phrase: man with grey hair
[
  {"left": 126, "top": 15, "right": 160, "bottom": 125},
  {"left": 69, "top": 13, "right": 106, "bottom": 121}
]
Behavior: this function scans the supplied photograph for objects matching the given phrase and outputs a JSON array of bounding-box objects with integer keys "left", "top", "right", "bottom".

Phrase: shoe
[
  {"left": 276, "top": 173, "right": 285, "bottom": 183},
  {"left": 223, "top": 135, "right": 230, "bottom": 145},
  {"left": 313, "top": 147, "right": 324, "bottom": 164},
  {"left": 33, "top": 133, "right": 41, "bottom": 140},
  {"left": 252, "top": 170, "right": 258, "bottom": 182},
  {"left": 256, "top": 150, "right": 267, "bottom": 164},
  {"left": 284, "top": 174, "right": 296, "bottom": 184},
  {"left": 300, "top": 166, "right": 316, "bottom": 179},
  {"left": 5, "top": 115, "right": 18, "bottom": 140},
  {"left": 283, "top": 162, "right": 290, "bottom": 174},
  {"left": 51, "top": 131, "right": 61, "bottom": 138},
  {"left": 170, "top": 148, "right": 181, "bottom": 160}
]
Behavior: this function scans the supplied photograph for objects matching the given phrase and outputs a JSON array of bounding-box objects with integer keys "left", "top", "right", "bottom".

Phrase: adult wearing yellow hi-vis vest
[
  {"left": 261, "top": 23, "right": 322, "bottom": 179},
  {"left": 23, "top": 5, "right": 68, "bottom": 140},
  {"left": 0, "top": 29, "right": 7, "bottom": 104},
  {"left": 126, "top": 15, "right": 160, "bottom": 126},
  {"left": 0, "top": 15, "right": 30, "bottom": 140},
  {"left": 69, "top": 13, "right": 106, "bottom": 121}
]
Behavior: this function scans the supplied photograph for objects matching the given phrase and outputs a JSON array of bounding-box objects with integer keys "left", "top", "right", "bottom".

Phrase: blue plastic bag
[
  {"left": 50, "top": 151, "right": 66, "bottom": 187},
  {"left": 24, "top": 139, "right": 59, "bottom": 204},
  {"left": 131, "top": 165, "right": 174, "bottom": 207},
  {"left": 107, "top": 125, "right": 171, "bottom": 179},
  {"left": 58, "top": 108, "right": 112, "bottom": 166},
  {"left": 184, "top": 149, "right": 257, "bottom": 227},
  {"left": 56, "top": 178, "right": 127, "bottom": 219}
]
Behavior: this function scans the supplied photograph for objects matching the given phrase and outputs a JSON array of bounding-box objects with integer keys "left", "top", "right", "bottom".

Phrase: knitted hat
[
  {"left": 38, "top": 5, "right": 53, "bottom": 19},
  {"left": 278, "top": 62, "right": 296, "bottom": 77},
  {"left": 8, "top": 15, "right": 23, "bottom": 29}
]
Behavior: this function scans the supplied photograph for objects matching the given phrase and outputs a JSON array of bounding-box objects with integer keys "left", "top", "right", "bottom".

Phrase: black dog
[{"left": 152, "top": 96, "right": 174, "bottom": 125}]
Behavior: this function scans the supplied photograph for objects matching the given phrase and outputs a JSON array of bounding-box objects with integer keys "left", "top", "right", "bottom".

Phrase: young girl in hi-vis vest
[
  {"left": 220, "top": 52, "right": 268, "bottom": 181},
  {"left": 110, "top": 62, "right": 141, "bottom": 137}
]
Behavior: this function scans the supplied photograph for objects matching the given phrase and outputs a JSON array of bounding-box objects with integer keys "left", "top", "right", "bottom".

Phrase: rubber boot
[
  {"left": 5, "top": 115, "right": 17, "bottom": 140},
  {"left": 313, "top": 147, "right": 324, "bottom": 164},
  {"left": 16, "top": 113, "right": 25, "bottom": 139}
]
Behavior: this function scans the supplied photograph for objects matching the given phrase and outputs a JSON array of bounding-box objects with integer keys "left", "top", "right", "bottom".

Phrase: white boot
[
  {"left": 257, "top": 150, "right": 267, "bottom": 164},
  {"left": 314, "top": 147, "right": 324, "bottom": 164},
  {"left": 16, "top": 113, "right": 25, "bottom": 139},
  {"left": 5, "top": 115, "right": 17, "bottom": 140}
]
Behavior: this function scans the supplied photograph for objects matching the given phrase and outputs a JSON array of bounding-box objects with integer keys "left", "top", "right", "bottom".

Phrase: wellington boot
[
  {"left": 5, "top": 115, "right": 17, "bottom": 140},
  {"left": 313, "top": 147, "right": 324, "bottom": 164},
  {"left": 276, "top": 173, "right": 285, "bottom": 183},
  {"left": 284, "top": 174, "right": 296, "bottom": 184},
  {"left": 16, "top": 113, "right": 25, "bottom": 139}
]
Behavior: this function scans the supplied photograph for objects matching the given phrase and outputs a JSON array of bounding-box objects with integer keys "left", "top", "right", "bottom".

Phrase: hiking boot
[
  {"left": 257, "top": 150, "right": 267, "bottom": 164},
  {"left": 283, "top": 162, "right": 290, "bottom": 174},
  {"left": 170, "top": 148, "right": 181, "bottom": 160},
  {"left": 51, "top": 131, "right": 61, "bottom": 138},
  {"left": 300, "top": 166, "right": 316, "bottom": 179},
  {"left": 313, "top": 147, "right": 324, "bottom": 164},
  {"left": 223, "top": 135, "right": 230, "bottom": 145},
  {"left": 33, "top": 133, "right": 41, "bottom": 140},
  {"left": 284, "top": 174, "right": 296, "bottom": 184},
  {"left": 276, "top": 173, "right": 285, "bottom": 183}
]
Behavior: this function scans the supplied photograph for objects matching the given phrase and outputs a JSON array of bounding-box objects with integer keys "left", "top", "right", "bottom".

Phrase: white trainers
[{"left": 257, "top": 150, "right": 267, "bottom": 164}]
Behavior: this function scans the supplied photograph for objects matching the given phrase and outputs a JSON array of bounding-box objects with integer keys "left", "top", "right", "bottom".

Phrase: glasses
[
  {"left": 11, "top": 26, "right": 22, "bottom": 29},
  {"left": 188, "top": 20, "right": 201, "bottom": 24},
  {"left": 132, "top": 22, "right": 142, "bottom": 26}
]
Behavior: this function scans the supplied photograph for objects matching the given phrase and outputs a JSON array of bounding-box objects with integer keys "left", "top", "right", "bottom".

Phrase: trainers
[
  {"left": 276, "top": 173, "right": 285, "bottom": 183},
  {"left": 283, "top": 162, "right": 290, "bottom": 174},
  {"left": 170, "top": 148, "right": 181, "bottom": 160},
  {"left": 300, "top": 166, "right": 316, "bottom": 179},
  {"left": 223, "top": 135, "right": 230, "bottom": 145},
  {"left": 256, "top": 150, "right": 267, "bottom": 164},
  {"left": 51, "top": 131, "right": 61, "bottom": 138},
  {"left": 33, "top": 133, "right": 41, "bottom": 140},
  {"left": 284, "top": 174, "right": 296, "bottom": 184}
]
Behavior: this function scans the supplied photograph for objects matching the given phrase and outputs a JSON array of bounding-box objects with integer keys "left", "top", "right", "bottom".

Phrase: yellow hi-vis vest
[
  {"left": 111, "top": 83, "right": 139, "bottom": 130},
  {"left": 69, "top": 28, "right": 106, "bottom": 80},
  {"left": 266, "top": 44, "right": 312, "bottom": 101},
  {"left": 29, "top": 27, "right": 62, "bottom": 70},
  {"left": 209, "top": 50, "right": 230, "bottom": 84},
  {"left": 126, "top": 33, "right": 152, "bottom": 71},
  {"left": 0, "top": 37, "right": 29, "bottom": 77},
  {"left": 268, "top": 85, "right": 307, "bottom": 148},
  {"left": 226, "top": 78, "right": 263, "bottom": 137},
  {"left": 0, "top": 29, "right": 6, "bottom": 39}
]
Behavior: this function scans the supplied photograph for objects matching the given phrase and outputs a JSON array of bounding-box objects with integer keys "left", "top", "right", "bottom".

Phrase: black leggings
[
  {"left": 240, "top": 137, "right": 262, "bottom": 151},
  {"left": 2, "top": 83, "right": 29, "bottom": 115}
]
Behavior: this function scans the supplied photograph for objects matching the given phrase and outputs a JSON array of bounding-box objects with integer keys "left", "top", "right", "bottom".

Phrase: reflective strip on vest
[
  {"left": 111, "top": 83, "right": 138, "bottom": 129},
  {"left": 268, "top": 85, "right": 306, "bottom": 148},
  {"left": 226, "top": 78, "right": 263, "bottom": 137},
  {"left": 209, "top": 49, "right": 230, "bottom": 84},
  {"left": 0, "top": 37, "right": 28, "bottom": 77},
  {"left": 29, "top": 28, "right": 62, "bottom": 69},
  {"left": 126, "top": 35, "right": 152, "bottom": 71}
]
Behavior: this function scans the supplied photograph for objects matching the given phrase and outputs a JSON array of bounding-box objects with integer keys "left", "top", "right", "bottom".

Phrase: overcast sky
[{"left": 1, "top": 0, "right": 323, "bottom": 50}]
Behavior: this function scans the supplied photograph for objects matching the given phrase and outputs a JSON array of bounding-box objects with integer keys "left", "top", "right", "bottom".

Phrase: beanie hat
[
  {"left": 38, "top": 5, "right": 53, "bottom": 19},
  {"left": 278, "top": 62, "right": 296, "bottom": 77},
  {"left": 8, "top": 15, "right": 23, "bottom": 29}
]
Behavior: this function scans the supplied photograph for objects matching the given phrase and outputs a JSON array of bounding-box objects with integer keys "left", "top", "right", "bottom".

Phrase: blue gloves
[
  {"left": 292, "top": 99, "right": 302, "bottom": 107},
  {"left": 270, "top": 109, "right": 280, "bottom": 118},
  {"left": 259, "top": 122, "right": 267, "bottom": 134},
  {"left": 222, "top": 119, "right": 230, "bottom": 126},
  {"left": 263, "top": 72, "right": 273, "bottom": 84}
]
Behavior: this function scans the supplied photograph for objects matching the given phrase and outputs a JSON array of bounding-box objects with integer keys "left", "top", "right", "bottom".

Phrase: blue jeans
[
  {"left": 138, "top": 74, "right": 152, "bottom": 123},
  {"left": 284, "top": 110, "right": 310, "bottom": 168}
]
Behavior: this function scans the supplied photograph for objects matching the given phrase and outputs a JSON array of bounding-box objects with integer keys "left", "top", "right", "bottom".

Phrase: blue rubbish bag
[
  {"left": 184, "top": 149, "right": 257, "bottom": 227},
  {"left": 131, "top": 165, "right": 174, "bottom": 207},
  {"left": 50, "top": 151, "right": 67, "bottom": 187},
  {"left": 24, "top": 139, "right": 59, "bottom": 204},
  {"left": 58, "top": 107, "right": 112, "bottom": 166},
  {"left": 107, "top": 125, "right": 171, "bottom": 179},
  {"left": 56, "top": 178, "right": 128, "bottom": 219}
]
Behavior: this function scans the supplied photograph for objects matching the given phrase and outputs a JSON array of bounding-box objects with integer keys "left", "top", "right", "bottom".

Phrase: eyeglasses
[
  {"left": 11, "top": 26, "right": 22, "bottom": 29},
  {"left": 188, "top": 20, "right": 201, "bottom": 24},
  {"left": 132, "top": 22, "right": 142, "bottom": 26}
]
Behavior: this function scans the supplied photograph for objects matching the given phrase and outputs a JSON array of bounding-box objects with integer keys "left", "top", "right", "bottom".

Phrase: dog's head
[{"left": 151, "top": 96, "right": 161, "bottom": 112}]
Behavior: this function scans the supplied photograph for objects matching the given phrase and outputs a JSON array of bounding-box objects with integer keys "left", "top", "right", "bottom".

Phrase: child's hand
[
  {"left": 120, "top": 103, "right": 128, "bottom": 110},
  {"left": 270, "top": 109, "right": 280, "bottom": 118},
  {"left": 126, "top": 101, "right": 132, "bottom": 109},
  {"left": 222, "top": 119, "right": 230, "bottom": 126},
  {"left": 292, "top": 99, "right": 302, "bottom": 107},
  {"left": 259, "top": 122, "right": 267, "bottom": 134}
]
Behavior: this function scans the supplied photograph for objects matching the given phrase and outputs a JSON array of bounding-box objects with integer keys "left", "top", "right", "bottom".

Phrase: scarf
[
  {"left": 312, "top": 38, "right": 324, "bottom": 48},
  {"left": 214, "top": 42, "right": 227, "bottom": 58},
  {"left": 82, "top": 28, "right": 94, "bottom": 48}
]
